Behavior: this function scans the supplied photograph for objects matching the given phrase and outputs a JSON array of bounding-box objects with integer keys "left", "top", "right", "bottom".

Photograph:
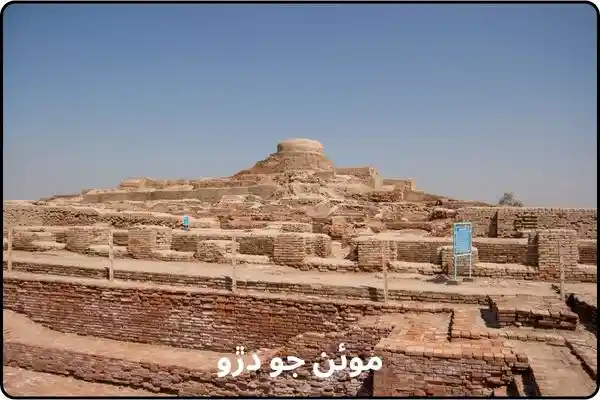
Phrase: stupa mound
[{"left": 233, "top": 138, "right": 333, "bottom": 177}]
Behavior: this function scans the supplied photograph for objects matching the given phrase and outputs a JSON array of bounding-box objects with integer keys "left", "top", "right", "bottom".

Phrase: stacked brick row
[
  {"left": 195, "top": 240, "right": 236, "bottom": 263},
  {"left": 536, "top": 229, "right": 578, "bottom": 280},
  {"left": 273, "top": 233, "right": 306, "bottom": 266},
  {"left": 577, "top": 240, "right": 597, "bottom": 265},
  {"left": 488, "top": 295, "right": 578, "bottom": 330},
  {"left": 171, "top": 231, "right": 202, "bottom": 252},
  {"left": 65, "top": 226, "right": 110, "bottom": 253},
  {"left": 357, "top": 239, "right": 397, "bottom": 271},
  {"left": 237, "top": 235, "right": 274, "bottom": 256},
  {"left": 279, "top": 222, "right": 312, "bottom": 233},
  {"left": 304, "top": 234, "right": 332, "bottom": 258},
  {"left": 395, "top": 239, "right": 449, "bottom": 263},
  {"left": 127, "top": 228, "right": 158, "bottom": 259},
  {"left": 472, "top": 239, "right": 529, "bottom": 264},
  {"left": 498, "top": 207, "right": 597, "bottom": 239}
]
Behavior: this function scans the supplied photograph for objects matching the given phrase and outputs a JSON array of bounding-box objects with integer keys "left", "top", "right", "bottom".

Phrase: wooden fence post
[
  {"left": 231, "top": 241, "right": 238, "bottom": 292},
  {"left": 7, "top": 226, "right": 14, "bottom": 272},
  {"left": 558, "top": 242, "right": 565, "bottom": 300},
  {"left": 107, "top": 230, "right": 114, "bottom": 280},
  {"left": 382, "top": 241, "right": 389, "bottom": 304}
]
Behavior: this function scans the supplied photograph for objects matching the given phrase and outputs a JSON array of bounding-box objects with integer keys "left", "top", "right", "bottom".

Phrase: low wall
[
  {"left": 577, "top": 239, "right": 597, "bottom": 265},
  {"left": 374, "top": 346, "right": 527, "bottom": 396},
  {"left": 81, "top": 185, "right": 278, "bottom": 203},
  {"left": 456, "top": 207, "right": 597, "bottom": 239},
  {"left": 382, "top": 178, "right": 416, "bottom": 192},
  {"left": 334, "top": 167, "right": 382, "bottom": 189},
  {"left": 2, "top": 204, "right": 218, "bottom": 229},
  {"left": 3, "top": 276, "right": 467, "bottom": 353}
]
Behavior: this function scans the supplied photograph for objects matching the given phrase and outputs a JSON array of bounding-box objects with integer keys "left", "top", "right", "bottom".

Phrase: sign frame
[{"left": 452, "top": 222, "right": 473, "bottom": 281}]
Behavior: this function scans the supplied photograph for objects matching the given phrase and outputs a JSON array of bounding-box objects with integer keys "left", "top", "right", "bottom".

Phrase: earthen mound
[{"left": 233, "top": 138, "right": 333, "bottom": 177}]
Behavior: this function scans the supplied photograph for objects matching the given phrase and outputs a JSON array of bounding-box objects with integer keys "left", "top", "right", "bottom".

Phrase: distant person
[{"left": 182, "top": 215, "right": 190, "bottom": 231}]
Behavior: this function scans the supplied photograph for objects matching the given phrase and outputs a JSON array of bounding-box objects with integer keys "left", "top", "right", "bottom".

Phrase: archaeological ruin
[{"left": 2, "top": 138, "right": 598, "bottom": 397}]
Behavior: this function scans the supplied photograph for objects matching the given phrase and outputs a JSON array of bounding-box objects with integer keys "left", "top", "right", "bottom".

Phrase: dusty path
[{"left": 508, "top": 341, "right": 597, "bottom": 397}]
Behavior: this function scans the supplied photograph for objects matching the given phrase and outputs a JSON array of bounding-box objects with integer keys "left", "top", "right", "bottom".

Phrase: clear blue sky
[{"left": 3, "top": 3, "right": 597, "bottom": 207}]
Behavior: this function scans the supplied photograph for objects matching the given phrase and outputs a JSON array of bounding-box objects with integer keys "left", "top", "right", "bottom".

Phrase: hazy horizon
[{"left": 3, "top": 3, "right": 597, "bottom": 207}]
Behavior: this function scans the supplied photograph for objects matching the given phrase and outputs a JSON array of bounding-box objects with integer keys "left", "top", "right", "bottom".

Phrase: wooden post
[
  {"left": 231, "top": 241, "right": 237, "bottom": 292},
  {"left": 107, "top": 230, "right": 114, "bottom": 280},
  {"left": 7, "top": 227, "right": 14, "bottom": 272},
  {"left": 558, "top": 241, "right": 565, "bottom": 300},
  {"left": 382, "top": 241, "right": 389, "bottom": 304}
]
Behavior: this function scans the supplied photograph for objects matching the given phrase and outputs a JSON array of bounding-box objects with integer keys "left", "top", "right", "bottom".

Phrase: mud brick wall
[
  {"left": 535, "top": 229, "right": 579, "bottom": 280},
  {"left": 394, "top": 238, "right": 451, "bottom": 263},
  {"left": 131, "top": 225, "right": 173, "bottom": 250},
  {"left": 127, "top": 228, "right": 158, "bottom": 259},
  {"left": 496, "top": 207, "right": 597, "bottom": 239},
  {"left": 273, "top": 233, "right": 307, "bottom": 266},
  {"left": 334, "top": 167, "right": 382, "bottom": 188},
  {"left": 4, "top": 342, "right": 372, "bottom": 396},
  {"left": 65, "top": 226, "right": 110, "bottom": 253},
  {"left": 303, "top": 234, "right": 333, "bottom": 258},
  {"left": 171, "top": 231, "right": 203, "bottom": 252},
  {"left": 356, "top": 238, "right": 398, "bottom": 271},
  {"left": 577, "top": 240, "right": 597, "bottom": 265},
  {"left": 195, "top": 240, "right": 235, "bottom": 263},
  {"left": 455, "top": 207, "right": 498, "bottom": 237},
  {"left": 472, "top": 238, "right": 532, "bottom": 264},
  {"left": 382, "top": 178, "right": 416, "bottom": 191},
  {"left": 3, "top": 204, "right": 216, "bottom": 230},
  {"left": 373, "top": 348, "right": 525, "bottom": 396},
  {"left": 278, "top": 222, "right": 313, "bottom": 233},
  {"left": 237, "top": 234, "right": 275, "bottom": 256},
  {"left": 2, "top": 277, "right": 438, "bottom": 353},
  {"left": 440, "top": 246, "right": 479, "bottom": 276},
  {"left": 81, "top": 185, "right": 278, "bottom": 203}
]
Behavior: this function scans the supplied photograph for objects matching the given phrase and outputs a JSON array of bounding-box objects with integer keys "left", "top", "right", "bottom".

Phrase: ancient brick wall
[
  {"left": 3, "top": 204, "right": 216, "bottom": 229},
  {"left": 80, "top": 185, "right": 278, "bottom": 203},
  {"left": 394, "top": 238, "right": 450, "bottom": 263},
  {"left": 456, "top": 207, "right": 597, "bottom": 239},
  {"left": 577, "top": 239, "right": 597, "bottom": 265},
  {"left": 4, "top": 341, "right": 371, "bottom": 396},
  {"left": 65, "top": 227, "right": 110, "bottom": 254},
  {"left": 472, "top": 238, "right": 530, "bottom": 264},
  {"left": 127, "top": 228, "right": 158, "bottom": 259},
  {"left": 273, "top": 233, "right": 307, "bottom": 266},
  {"left": 334, "top": 167, "right": 382, "bottom": 188},
  {"left": 382, "top": 178, "right": 416, "bottom": 192},
  {"left": 455, "top": 207, "right": 499, "bottom": 237},
  {"left": 1, "top": 277, "right": 455, "bottom": 354},
  {"left": 356, "top": 238, "right": 398, "bottom": 271},
  {"left": 496, "top": 207, "right": 597, "bottom": 239},
  {"left": 374, "top": 349, "right": 524, "bottom": 396},
  {"left": 535, "top": 229, "right": 579, "bottom": 280}
]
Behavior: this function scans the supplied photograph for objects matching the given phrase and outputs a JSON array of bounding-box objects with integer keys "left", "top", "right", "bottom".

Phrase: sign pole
[
  {"left": 382, "top": 241, "right": 389, "bottom": 304},
  {"left": 107, "top": 230, "right": 114, "bottom": 281},
  {"left": 7, "top": 227, "right": 14, "bottom": 272},
  {"left": 558, "top": 242, "right": 565, "bottom": 300},
  {"left": 231, "top": 241, "right": 238, "bottom": 292}
]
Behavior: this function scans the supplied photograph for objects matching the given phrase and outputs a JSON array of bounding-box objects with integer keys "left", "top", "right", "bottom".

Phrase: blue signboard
[
  {"left": 453, "top": 222, "right": 472, "bottom": 256},
  {"left": 182, "top": 215, "right": 190, "bottom": 228}
]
